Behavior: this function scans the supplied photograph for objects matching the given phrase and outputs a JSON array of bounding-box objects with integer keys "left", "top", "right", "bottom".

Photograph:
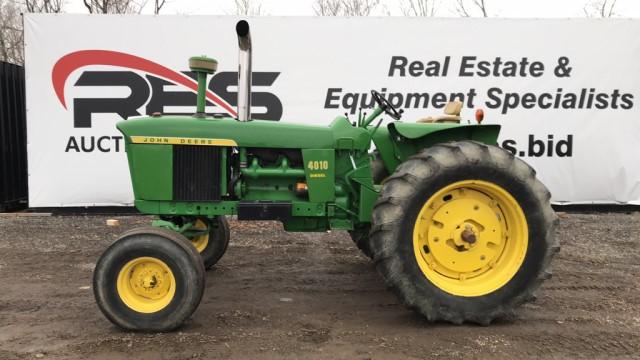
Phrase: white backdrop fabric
[{"left": 24, "top": 14, "right": 640, "bottom": 206}]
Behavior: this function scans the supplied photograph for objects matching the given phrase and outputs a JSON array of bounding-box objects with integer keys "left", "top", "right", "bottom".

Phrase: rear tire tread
[{"left": 370, "top": 140, "right": 559, "bottom": 325}]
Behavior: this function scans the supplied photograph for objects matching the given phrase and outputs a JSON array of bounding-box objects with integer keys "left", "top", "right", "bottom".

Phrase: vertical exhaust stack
[{"left": 236, "top": 20, "right": 252, "bottom": 121}]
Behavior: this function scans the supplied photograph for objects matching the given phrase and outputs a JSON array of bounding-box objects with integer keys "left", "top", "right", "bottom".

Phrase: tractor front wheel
[
  {"left": 93, "top": 227, "right": 205, "bottom": 331},
  {"left": 370, "top": 141, "right": 558, "bottom": 324}
]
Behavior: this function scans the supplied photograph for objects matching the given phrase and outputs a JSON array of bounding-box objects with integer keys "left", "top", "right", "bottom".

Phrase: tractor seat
[{"left": 417, "top": 101, "right": 463, "bottom": 123}]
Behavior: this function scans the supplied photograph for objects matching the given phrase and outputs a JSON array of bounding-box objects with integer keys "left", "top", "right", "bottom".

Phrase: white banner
[{"left": 24, "top": 14, "right": 640, "bottom": 206}]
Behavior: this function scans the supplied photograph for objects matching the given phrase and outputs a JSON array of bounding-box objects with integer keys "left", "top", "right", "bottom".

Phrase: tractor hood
[{"left": 116, "top": 115, "right": 370, "bottom": 150}]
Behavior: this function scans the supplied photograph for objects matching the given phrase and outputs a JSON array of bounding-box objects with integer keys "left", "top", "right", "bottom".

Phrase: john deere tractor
[{"left": 93, "top": 20, "right": 558, "bottom": 331}]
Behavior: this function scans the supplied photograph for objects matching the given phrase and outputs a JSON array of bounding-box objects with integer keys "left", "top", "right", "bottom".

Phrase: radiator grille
[{"left": 173, "top": 146, "right": 221, "bottom": 201}]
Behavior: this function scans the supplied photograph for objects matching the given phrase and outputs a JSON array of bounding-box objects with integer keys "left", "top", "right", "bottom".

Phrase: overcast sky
[{"left": 64, "top": 0, "right": 640, "bottom": 17}]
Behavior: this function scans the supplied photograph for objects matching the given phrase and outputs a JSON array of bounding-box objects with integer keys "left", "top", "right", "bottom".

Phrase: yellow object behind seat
[{"left": 417, "top": 100, "right": 463, "bottom": 123}]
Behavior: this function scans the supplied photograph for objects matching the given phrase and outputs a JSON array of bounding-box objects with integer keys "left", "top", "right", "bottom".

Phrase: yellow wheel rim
[
  {"left": 190, "top": 219, "right": 209, "bottom": 253},
  {"left": 413, "top": 180, "right": 528, "bottom": 297},
  {"left": 116, "top": 257, "right": 176, "bottom": 313}
]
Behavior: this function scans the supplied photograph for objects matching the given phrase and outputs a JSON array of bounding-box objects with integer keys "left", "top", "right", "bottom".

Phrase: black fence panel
[{"left": 0, "top": 62, "right": 27, "bottom": 211}]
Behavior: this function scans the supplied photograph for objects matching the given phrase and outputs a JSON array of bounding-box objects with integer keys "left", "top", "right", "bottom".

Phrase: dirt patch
[{"left": 0, "top": 212, "right": 639, "bottom": 359}]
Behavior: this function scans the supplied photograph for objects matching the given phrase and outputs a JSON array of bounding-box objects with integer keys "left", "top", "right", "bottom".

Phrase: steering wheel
[{"left": 371, "top": 90, "right": 403, "bottom": 120}]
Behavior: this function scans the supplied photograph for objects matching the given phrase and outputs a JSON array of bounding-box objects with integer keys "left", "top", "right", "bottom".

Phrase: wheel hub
[
  {"left": 130, "top": 264, "right": 169, "bottom": 299},
  {"left": 424, "top": 195, "right": 504, "bottom": 274},
  {"left": 450, "top": 223, "right": 479, "bottom": 251},
  {"left": 413, "top": 180, "right": 528, "bottom": 297},
  {"left": 117, "top": 257, "right": 176, "bottom": 313},
  {"left": 460, "top": 224, "right": 477, "bottom": 245}
]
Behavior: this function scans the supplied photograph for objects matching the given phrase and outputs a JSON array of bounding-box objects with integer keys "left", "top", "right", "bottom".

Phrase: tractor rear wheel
[
  {"left": 370, "top": 141, "right": 558, "bottom": 324},
  {"left": 370, "top": 150, "right": 389, "bottom": 185},
  {"left": 190, "top": 216, "right": 230, "bottom": 269},
  {"left": 93, "top": 227, "right": 205, "bottom": 332},
  {"left": 348, "top": 151, "right": 388, "bottom": 259},
  {"left": 349, "top": 227, "right": 373, "bottom": 258}
]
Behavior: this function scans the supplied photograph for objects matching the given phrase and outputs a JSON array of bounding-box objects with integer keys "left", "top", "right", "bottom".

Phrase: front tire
[
  {"left": 93, "top": 227, "right": 205, "bottom": 332},
  {"left": 370, "top": 141, "right": 558, "bottom": 324}
]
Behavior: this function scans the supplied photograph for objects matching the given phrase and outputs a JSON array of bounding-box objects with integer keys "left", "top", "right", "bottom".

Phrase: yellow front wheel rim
[
  {"left": 190, "top": 219, "right": 209, "bottom": 253},
  {"left": 116, "top": 257, "right": 176, "bottom": 313},
  {"left": 413, "top": 180, "right": 528, "bottom": 297}
]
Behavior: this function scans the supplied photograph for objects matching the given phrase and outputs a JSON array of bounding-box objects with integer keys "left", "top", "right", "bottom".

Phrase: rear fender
[{"left": 373, "top": 123, "right": 501, "bottom": 174}]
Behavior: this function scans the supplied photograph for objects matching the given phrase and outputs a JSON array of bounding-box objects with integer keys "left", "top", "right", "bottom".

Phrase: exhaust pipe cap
[{"left": 236, "top": 20, "right": 250, "bottom": 38}]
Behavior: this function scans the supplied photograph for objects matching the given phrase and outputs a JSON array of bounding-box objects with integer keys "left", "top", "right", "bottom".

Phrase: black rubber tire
[
  {"left": 93, "top": 227, "right": 205, "bottom": 332},
  {"left": 370, "top": 141, "right": 559, "bottom": 325},
  {"left": 198, "top": 216, "right": 231, "bottom": 269},
  {"left": 371, "top": 150, "right": 389, "bottom": 185},
  {"left": 349, "top": 151, "right": 388, "bottom": 259},
  {"left": 348, "top": 227, "right": 373, "bottom": 258}
]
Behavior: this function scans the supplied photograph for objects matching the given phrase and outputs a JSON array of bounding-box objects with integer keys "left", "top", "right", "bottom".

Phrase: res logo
[{"left": 52, "top": 50, "right": 283, "bottom": 128}]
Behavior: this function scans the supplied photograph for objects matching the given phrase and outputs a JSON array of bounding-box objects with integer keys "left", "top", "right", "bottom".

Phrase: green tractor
[{"left": 93, "top": 20, "right": 558, "bottom": 331}]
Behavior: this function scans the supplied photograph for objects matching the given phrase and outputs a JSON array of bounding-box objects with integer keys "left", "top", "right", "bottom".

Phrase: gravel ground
[{"left": 0, "top": 212, "right": 639, "bottom": 359}]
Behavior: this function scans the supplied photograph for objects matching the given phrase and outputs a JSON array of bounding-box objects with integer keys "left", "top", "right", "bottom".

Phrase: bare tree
[
  {"left": 583, "top": 0, "right": 617, "bottom": 17},
  {"left": 400, "top": 0, "right": 437, "bottom": 16},
  {"left": 25, "top": 0, "right": 64, "bottom": 13},
  {"left": 234, "top": 0, "right": 263, "bottom": 16},
  {"left": 82, "top": 0, "right": 143, "bottom": 14},
  {"left": 0, "top": 0, "right": 23, "bottom": 64},
  {"left": 455, "top": 0, "right": 488, "bottom": 17},
  {"left": 342, "top": 0, "right": 379, "bottom": 16},
  {"left": 152, "top": 0, "right": 165, "bottom": 14},
  {"left": 314, "top": 0, "right": 342, "bottom": 15},
  {"left": 313, "top": 0, "right": 379, "bottom": 16},
  {"left": 2, "top": 0, "right": 67, "bottom": 64}
]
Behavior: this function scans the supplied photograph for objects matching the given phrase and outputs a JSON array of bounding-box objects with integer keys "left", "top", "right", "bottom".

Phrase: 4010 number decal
[{"left": 307, "top": 160, "right": 329, "bottom": 170}]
